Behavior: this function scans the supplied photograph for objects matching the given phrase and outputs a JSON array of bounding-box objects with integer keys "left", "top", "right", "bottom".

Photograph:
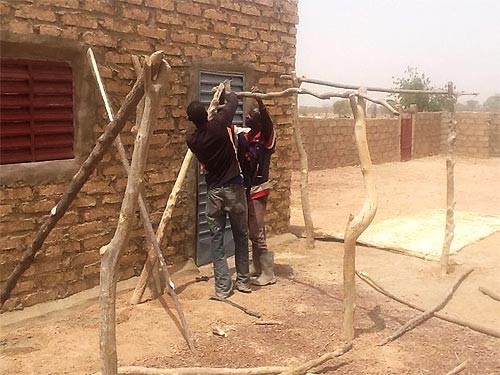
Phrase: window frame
[
  {"left": 1, "top": 58, "right": 76, "bottom": 165},
  {"left": 0, "top": 40, "right": 97, "bottom": 185}
]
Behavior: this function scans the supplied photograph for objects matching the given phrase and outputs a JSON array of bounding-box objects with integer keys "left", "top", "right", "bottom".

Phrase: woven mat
[{"left": 319, "top": 209, "right": 500, "bottom": 260}]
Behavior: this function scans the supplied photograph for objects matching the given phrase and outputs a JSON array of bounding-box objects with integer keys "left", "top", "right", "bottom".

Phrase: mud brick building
[{"left": 0, "top": 0, "right": 298, "bottom": 310}]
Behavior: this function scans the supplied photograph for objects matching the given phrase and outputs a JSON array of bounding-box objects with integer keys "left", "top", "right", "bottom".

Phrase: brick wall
[
  {"left": 0, "top": 0, "right": 298, "bottom": 310},
  {"left": 293, "top": 117, "right": 400, "bottom": 169},
  {"left": 489, "top": 113, "right": 500, "bottom": 157},
  {"left": 294, "top": 111, "right": 499, "bottom": 170},
  {"left": 413, "top": 112, "right": 442, "bottom": 158},
  {"left": 453, "top": 112, "right": 497, "bottom": 158}
]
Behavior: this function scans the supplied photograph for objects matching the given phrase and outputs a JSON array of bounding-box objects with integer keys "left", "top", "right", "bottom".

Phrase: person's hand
[
  {"left": 223, "top": 79, "right": 232, "bottom": 94},
  {"left": 251, "top": 86, "right": 264, "bottom": 104},
  {"left": 251, "top": 86, "right": 261, "bottom": 94}
]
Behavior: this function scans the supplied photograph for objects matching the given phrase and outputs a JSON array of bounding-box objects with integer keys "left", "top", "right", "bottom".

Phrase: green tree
[
  {"left": 482, "top": 95, "right": 500, "bottom": 112},
  {"left": 392, "top": 67, "right": 448, "bottom": 112},
  {"left": 332, "top": 99, "right": 351, "bottom": 117}
]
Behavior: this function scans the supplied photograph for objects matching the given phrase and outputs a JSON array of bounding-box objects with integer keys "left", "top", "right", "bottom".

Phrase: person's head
[
  {"left": 245, "top": 107, "right": 262, "bottom": 131},
  {"left": 187, "top": 101, "right": 208, "bottom": 127}
]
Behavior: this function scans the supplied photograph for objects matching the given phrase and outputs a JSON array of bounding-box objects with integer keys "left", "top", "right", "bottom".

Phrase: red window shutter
[{"left": 0, "top": 59, "right": 74, "bottom": 165}]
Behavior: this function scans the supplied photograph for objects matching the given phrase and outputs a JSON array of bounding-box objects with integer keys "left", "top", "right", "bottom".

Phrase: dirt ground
[{"left": 1, "top": 156, "right": 499, "bottom": 375}]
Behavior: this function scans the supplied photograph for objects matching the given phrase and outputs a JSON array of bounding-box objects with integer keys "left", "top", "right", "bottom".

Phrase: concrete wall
[
  {"left": 0, "top": 0, "right": 298, "bottom": 310},
  {"left": 294, "top": 111, "right": 499, "bottom": 170}
]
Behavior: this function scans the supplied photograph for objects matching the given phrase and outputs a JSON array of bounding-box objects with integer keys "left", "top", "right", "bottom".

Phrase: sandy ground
[{"left": 1, "top": 156, "right": 499, "bottom": 375}]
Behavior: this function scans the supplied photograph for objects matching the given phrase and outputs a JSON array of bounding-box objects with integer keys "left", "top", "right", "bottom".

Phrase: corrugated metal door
[
  {"left": 196, "top": 71, "right": 244, "bottom": 266},
  {"left": 0, "top": 59, "right": 74, "bottom": 165}
]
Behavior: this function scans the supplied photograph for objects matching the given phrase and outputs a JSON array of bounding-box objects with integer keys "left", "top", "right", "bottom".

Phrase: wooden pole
[
  {"left": 342, "top": 89, "right": 378, "bottom": 341},
  {"left": 130, "top": 149, "right": 193, "bottom": 303},
  {"left": 237, "top": 88, "right": 399, "bottom": 117},
  {"left": 99, "top": 54, "right": 193, "bottom": 351},
  {"left": 0, "top": 51, "right": 165, "bottom": 308},
  {"left": 295, "top": 75, "right": 478, "bottom": 96},
  {"left": 290, "top": 73, "right": 315, "bottom": 248},
  {"left": 440, "top": 82, "right": 457, "bottom": 276},
  {"left": 100, "top": 56, "right": 169, "bottom": 375}
]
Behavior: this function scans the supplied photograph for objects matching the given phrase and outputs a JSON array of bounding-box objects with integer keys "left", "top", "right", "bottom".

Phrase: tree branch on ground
[
  {"left": 356, "top": 271, "right": 500, "bottom": 338},
  {"left": 444, "top": 360, "right": 467, "bottom": 375},
  {"left": 478, "top": 286, "right": 500, "bottom": 302},
  {"left": 378, "top": 268, "right": 473, "bottom": 346},
  {"left": 93, "top": 343, "right": 352, "bottom": 375}
]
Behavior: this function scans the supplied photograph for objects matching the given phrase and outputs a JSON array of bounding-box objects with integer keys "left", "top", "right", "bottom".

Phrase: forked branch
[
  {"left": 378, "top": 268, "right": 473, "bottom": 346},
  {"left": 356, "top": 271, "right": 500, "bottom": 338}
]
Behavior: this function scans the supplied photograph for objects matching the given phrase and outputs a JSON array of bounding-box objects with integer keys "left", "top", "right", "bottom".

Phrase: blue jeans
[{"left": 206, "top": 184, "right": 249, "bottom": 296}]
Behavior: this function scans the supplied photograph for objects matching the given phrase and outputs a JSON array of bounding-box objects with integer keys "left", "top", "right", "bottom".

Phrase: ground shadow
[
  {"left": 317, "top": 361, "right": 351, "bottom": 374},
  {"left": 354, "top": 305, "right": 386, "bottom": 336},
  {"left": 158, "top": 296, "right": 190, "bottom": 347},
  {"left": 274, "top": 263, "right": 295, "bottom": 278},
  {"left": 286, "top": 276, "right": 405, "bottom": 325}
]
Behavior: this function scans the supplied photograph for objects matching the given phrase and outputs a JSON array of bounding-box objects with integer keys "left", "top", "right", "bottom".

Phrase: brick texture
[{"left": 293, "top": 117, "right": 401, "bottom": 169}]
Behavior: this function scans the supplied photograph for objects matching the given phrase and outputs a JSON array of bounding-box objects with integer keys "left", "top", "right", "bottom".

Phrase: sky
[{"left": 296, "top": 0, "right": 500, "bottom": 106}]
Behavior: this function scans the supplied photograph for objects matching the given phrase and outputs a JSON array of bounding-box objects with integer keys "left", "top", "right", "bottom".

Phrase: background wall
[{"left": 294, "top": 112, "right": 500, "bottom": 169}]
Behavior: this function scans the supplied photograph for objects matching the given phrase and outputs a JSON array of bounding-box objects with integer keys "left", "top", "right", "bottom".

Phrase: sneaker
[{"left": 235, "top": 282, "right": 252, "bottom": 293}]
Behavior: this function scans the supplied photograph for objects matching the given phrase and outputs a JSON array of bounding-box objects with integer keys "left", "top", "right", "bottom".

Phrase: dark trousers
[{"left": 206, "top": 184, "right": 249, "bottom": 296}]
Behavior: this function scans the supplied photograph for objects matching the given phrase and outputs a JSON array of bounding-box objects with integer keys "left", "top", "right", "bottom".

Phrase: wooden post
[
  {"left": 87, "top": 49, "right": 165, "bottom": 302},
  {"left": 0, "top": 51, "right": 165, "bottom": 308},
  {"left": 291, "top": 73, "right": 315, "bottom": 248},
  {"left": 126, "top": 58, "right": 194, "bottom": 349},
  {"left": 342, "top": 89, "right": 378, "bottom": 341},
  {"left": 440, "top": 82, "right": 456, "bottom": 276},
  {"left": 100, "top": 56, "right": 169, "bottom": 375},
  {"left": 130, "top": 149, "right": 194, "bottom": 303},
  {"left": 131, "top": 82, "right": 226, "bottom": 302}
]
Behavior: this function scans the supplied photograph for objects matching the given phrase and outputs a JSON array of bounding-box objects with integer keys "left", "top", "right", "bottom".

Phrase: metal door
[
  {"left": 195, "top": 71, "right": 244, "bottom": 266},
  {"left": 400, "top": 115, "right": 412, "bottom": 162}
]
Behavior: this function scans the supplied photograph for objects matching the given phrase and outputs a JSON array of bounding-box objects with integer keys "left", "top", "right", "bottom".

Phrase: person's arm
[
  {"left": 256, "top": 98, "right": 275, "bottom": 149},
  {"left": 212, "top": 92, "right": 238, "bottom": 127}
]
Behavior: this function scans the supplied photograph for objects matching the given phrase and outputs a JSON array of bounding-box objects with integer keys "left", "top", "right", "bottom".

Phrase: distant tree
[
  {"left": 482, "top": 95, "right": 500, "bottom": 112},
  {"left": 367, "top": 103, "right": 378, "bottom": 117},
  {"left": 464, "top": 100, "right": 481, "bottom": 111},
  {"left": 332, "top": 99, "right": 351, "bottom": 117},
  {"left": 392, "top": 67, "right": 448, "bottom": 112}
]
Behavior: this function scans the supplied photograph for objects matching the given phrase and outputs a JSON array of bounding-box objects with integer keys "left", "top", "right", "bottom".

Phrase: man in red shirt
[{"left": 237, "top": 94, "right": 277, "bottom": 286}]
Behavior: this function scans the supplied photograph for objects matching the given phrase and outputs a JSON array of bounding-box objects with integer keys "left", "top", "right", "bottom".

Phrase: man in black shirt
[{"left": 186, "top": 90, "right": 251, "bottom": 298}]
